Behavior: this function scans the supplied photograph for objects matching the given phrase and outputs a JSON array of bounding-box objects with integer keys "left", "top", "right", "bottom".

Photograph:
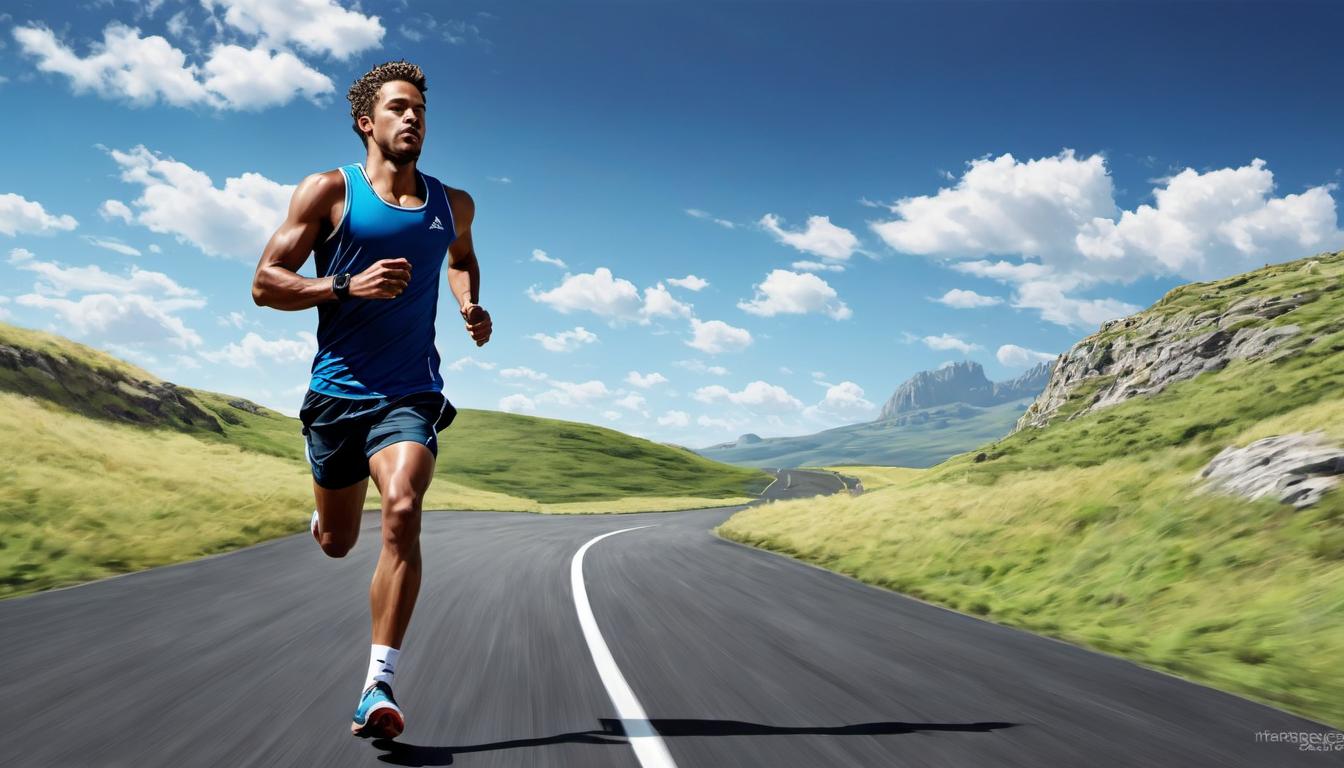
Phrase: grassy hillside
[
  {"left": 696, "top": 399, "right": 1031, "bottom": 468},
  {"left": 0, "top": 322, "right": 769, "bottom": 598},
  {"left": 719, "top": 251, "right": 1344, "bottom": 726}
]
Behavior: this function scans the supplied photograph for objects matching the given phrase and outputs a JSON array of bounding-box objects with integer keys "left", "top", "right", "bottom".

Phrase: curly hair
[{"left": 347, "top": 60, "right": 428, "bottom": 145}]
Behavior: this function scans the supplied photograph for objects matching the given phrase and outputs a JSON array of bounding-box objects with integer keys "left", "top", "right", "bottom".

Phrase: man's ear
[{"left": 357, "top": 114, "right": 374, "bottom": 141}]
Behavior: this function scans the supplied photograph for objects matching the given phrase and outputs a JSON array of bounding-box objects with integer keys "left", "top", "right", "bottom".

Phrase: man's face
[{"left": 362, "top": 80, "right": 425, "bottom": 162}]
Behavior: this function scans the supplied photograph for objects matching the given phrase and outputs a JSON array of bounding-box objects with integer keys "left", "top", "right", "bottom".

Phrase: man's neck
[{"left": 363, "top": 151, "right": 420, "bottom": 198}]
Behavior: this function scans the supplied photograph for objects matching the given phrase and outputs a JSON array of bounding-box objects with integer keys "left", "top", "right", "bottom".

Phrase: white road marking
[
  {"left": 570, "top": 526, "right": 679, "bottom": 768},
  {"left": 759, "top": 469, "right": 781, "bottom": 497}
]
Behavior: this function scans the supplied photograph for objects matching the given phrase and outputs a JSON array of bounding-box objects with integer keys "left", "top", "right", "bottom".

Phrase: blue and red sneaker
[{"left": 351, "top": 681, "right": 404, "bottom": 738}]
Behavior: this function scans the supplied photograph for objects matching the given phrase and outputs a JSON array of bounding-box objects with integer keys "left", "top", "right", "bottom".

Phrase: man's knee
[
  {"left": 381, "top": 487, "right": 423, "bottom": 547},
  {"left": 320, "top": 535, "right": 356, "bottom": 558}
]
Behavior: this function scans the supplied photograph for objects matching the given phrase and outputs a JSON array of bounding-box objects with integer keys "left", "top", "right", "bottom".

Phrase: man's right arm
[{"left": 251, "top": 171, "right": 343, "bottom": 311}]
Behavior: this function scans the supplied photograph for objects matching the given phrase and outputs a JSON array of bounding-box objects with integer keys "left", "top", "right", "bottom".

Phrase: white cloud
[
  {"left": 602, "top": 410, "right": 622, "bottom": 421},
  {"left": 791, "top": 260, "right": 844, "bottom": 272},
  {"left": 803, "top": 380, "right": 877, "bottom": 423},
  {"left": 997, "top": 344, "right": 1056, "bottom": 367},
  {"left": 447, "top": 355, "right": 496, "bottom": 372},
  {"left": 675, "top": 359, "right": 728, "bottom": 376},
  {"left": 640, "top": 282, "right": 693, "bottom": 322},
  {"left": 657, "top": 410, "right": 690, "bottom": 427},
  {"left": 625, "top": 371, "right": 668, "bottom": 388},
  {"left": 759, "top": 213, "right": 859, "bottom": 262},
  {"left": 198, "top": 43, "right": 334, "bottom": 109},
  {"left": 99, "top": 199, "right": 133, "bottom": 224},
  {"left": 488, "top": 176, "right": 513, "bottom": 184},
  {"left": 687, "top": 318, "right": 752, "bottom": 354},
  {"left": 203, "top": 0, "right": 385, "bottom": 60},
  {"left": 17, "top": 293, "right": 204, "bottom": 348},
  {"left": 529, "top": 325, "right": 597, "bottom": 352},
  {"left": 13, "top": 252, "right": 196, "bottom": 298},
  {"left": 536, "top": 379, "right": 609, "bottom": 407},
  {"left": 527, "top": 267, "right": 642, "bottom": 320},
  {"left": 737, "top": 269, "right": 851, "bottom": 320},
  {"left": 666, "top": 274, "right": 708, "bottom": 291},
  {"left": 693, "top": 380, "right": 802, "bottom": 414},
  {"left": 499, "top": 366, "right": 548, "bottom": 381},
  {"left": 933, "top": 288, "right": 1002, "bottom": 308},
  {"left": 83, "top": 236, "right": 141, "bottom": 257},
  {"left": 614, "top": 393, "right": 646, "bottom": 411},
  {"left": 921, "top": 334, "right": 980, "bottom": 354},
  {"left": 697, "top": 414, "right": 744, "bottom": 431},
  {"left": 530, "top": 248, "right": 566, "bottom": 269},
  {"left": 108, "top": 145, "right": 292, "bottom": 260},
  {"left": 13, "top": 23, "right": 333, "bottom": 110},
  {"left": 871, "top": 150, "right": 1344, "bottom": 329},
  {"left": 201, "top": 330, "right": 316, "bottom": 367},
  {"left": 499, "top": 393, "right": 536, "bottom": 413},
  {"left": 0, "top": 193, "right": 78, "bottom": 236},
  {"left": 686, "top": 208, "right": 735, "bottom": 228}
]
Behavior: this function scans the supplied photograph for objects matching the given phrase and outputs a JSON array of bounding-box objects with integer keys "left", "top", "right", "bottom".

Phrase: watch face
[{"left": 334, "top": 273, "right": 349, "bottom": 290}]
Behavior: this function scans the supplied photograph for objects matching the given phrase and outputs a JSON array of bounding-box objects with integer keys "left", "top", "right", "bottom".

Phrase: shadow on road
[{"left": 370, "top": 717, "right": 1018, "bottom": 765}]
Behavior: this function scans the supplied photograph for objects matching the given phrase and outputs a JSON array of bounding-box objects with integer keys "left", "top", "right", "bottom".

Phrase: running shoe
[
  {"left": 351, "top": 681, "right": 404, "bottom": 738},
  {"left": 310, "top": 509, "right": 320, "bottom": 544}
]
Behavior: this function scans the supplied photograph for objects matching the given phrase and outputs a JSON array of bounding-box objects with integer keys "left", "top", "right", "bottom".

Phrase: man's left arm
[{"left": 446, "top": 186, "right": 491, "bottom": 347}]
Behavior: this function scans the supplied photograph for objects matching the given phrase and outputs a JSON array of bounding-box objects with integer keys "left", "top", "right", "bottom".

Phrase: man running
[{"left": 250, "top": 60, "right": 491, "bottom": 739}]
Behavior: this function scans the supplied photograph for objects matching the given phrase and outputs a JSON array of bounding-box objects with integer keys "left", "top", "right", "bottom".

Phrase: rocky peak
[{"left": 878, "top": 359, "right": 1053, "bottom": 420}]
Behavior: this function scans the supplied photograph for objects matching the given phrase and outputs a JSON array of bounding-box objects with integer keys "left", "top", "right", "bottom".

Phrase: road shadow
[{"left": 370, "top": 717, "right": 1018, "bottom": 765}]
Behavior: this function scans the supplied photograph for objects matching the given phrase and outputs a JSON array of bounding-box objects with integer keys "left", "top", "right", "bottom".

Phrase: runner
[{"left": 250, "top": 60, "right": 492, "bottom": 739}]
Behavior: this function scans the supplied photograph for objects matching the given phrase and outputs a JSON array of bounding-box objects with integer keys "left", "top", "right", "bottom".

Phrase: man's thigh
[
  {"left": 365, "top": 392, "right": 445, "bottom": 498},
  {"left": 313, "top": 477, "right": 369, "bottom": 539}
]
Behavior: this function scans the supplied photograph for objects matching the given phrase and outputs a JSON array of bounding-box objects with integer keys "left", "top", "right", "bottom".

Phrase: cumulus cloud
[
  {"left": 527, "top": 267, "right": 642, "bottom": 319},
  {"left": 529, "top": 326, "right": 598, "bottom": 352},
  {"left": 625, "top": 371, "right": 668, "bottom": 388},
  {"left": 99, "top": 199, "right": 133, "bottom": 223},
  {"left": 803, "top": 381, "right": 877, "bottom": 423},
  {"left": 657, "top": 410, "right": 690, "bottom": 427},
  {"left": 997, "top": 344, "right": 1056, "bottom": 367},
  {"left": 791, "top": 260, "right": 845, "bottom": 273},
  {"left": 692, "top": 381, "right": 802, "bottom": 414},
  {"left": 0, "top": 193, "right": 78, "bottom": 236},
  {"left": 530, "top": 248, "right": 566, "bottom": 269},
  {"left": 536, "top": 379, "right": 609, "bottom": 407},
  {"left": 499, "top": 366, "right": 548, "bottom": 381},
  {"left": 202, "top": 0, "right": 384, "bottom": 59},
  {"left": 83, "top": 236, "right": 141, "bottom": 257},
  {"left": 933, "top": 288, "right": 1002, "bottom": 308},
  {"left": 499, "top": 393, "right": 536, "bottom": 413},
  {"left": 687, "top": 318, "right": 753, "bottom": 354},
  {"left": 13, "top": 23, "right": 333, "bottom": 110},
  {"left": 870, "top": 150, "right": 1344, "bottom": 329},
  {"left": 12, "top": 250, "right": 195, "bottom": 298},
  {"left": 447, "top": 355, "right": 496, "bottom": 372},
  {"left": 614, "top": 393, "right": 646, "bottom": 412},
  {"left": 737, "top": 269, "right": 851, "bottom": 320},
  {"left": 759, "top": 213, "right": 859, "bottom": 263},
  {"left": 639, "top": 282, "right": 693, "bottom": 322},
  {"left": 667, "top": 274, "right": 708, "bottom": 291},
  {"left": 107, "top": 145, "right": 292, "bottom": 260},
  {"left": 201, "top": 330, "right": 316, "bottom": 367},
  {"left": 921, "top": 333, "right": 980, "bottom": 354},
  {"left": 675, "top": 359, "right": 728, "bottom": 376}
]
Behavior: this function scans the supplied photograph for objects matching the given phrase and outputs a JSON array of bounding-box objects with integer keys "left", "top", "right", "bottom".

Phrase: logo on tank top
[{"left": 429, "top": 216, "right": 444, "bottom": 231}]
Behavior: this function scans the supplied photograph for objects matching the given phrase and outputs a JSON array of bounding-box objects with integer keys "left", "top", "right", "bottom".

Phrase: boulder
[{"left": 1198, "top": 432, "right": 1344, "bottom": 508}]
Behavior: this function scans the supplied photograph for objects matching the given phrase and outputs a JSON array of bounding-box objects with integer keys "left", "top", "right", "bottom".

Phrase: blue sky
[{"left": 2, "top": 0, "right": 1342, "bottom": 447}]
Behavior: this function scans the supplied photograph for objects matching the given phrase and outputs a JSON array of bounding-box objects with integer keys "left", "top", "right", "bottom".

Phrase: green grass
[
  {"left": 0, "top": 321, "right": 771, "bottom": 598},
  {"left": 718, "top": 250, "right": 1344, "bottom": 727}
]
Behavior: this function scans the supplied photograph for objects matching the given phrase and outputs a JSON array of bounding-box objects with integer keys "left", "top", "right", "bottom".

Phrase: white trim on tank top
[
  {"left": 356, "top": 162, "right": 428, "bottom": 211},
  {"left": 322, "top": 167, "right": 352, "bottom": 244}
]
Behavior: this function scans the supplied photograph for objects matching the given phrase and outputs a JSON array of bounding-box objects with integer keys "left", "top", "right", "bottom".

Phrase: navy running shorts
[{"left": 299, "top": 389, "right": 457, "bottom": 489}]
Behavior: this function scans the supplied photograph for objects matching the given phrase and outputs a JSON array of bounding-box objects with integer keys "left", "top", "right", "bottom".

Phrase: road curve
[{"left": 0, "top": 470, "right": 1335, "bottom": 767}]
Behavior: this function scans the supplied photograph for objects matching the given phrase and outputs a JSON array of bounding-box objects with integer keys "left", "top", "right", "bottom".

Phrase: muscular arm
[
  {"left": 446, "top": 186, "right": 491, "bottom": 347},
  {"left": 251, "top": 171, "right": 344, "bottom": 310}
]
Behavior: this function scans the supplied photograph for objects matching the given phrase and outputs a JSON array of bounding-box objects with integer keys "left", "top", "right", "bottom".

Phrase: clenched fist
[
  {"left": 351, "top": 258, "right": 412, "bottom": 299},
  {"left": 460, "top": 303, "right": 492, "bottom": 347}
]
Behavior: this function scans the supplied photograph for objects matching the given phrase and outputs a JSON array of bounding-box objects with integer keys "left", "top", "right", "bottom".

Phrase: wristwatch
[{"left": 332, "top": 272, "right": 352, "bottom": 301}]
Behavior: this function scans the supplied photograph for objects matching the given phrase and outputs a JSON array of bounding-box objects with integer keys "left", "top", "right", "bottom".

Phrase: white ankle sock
[{"left": 364, "top": 644, "right": 399, "bottom": 690}]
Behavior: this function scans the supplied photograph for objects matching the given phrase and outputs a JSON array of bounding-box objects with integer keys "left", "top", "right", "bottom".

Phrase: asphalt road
[{"left": 1, "top": 469, "right": 1337, "bottom": 767}]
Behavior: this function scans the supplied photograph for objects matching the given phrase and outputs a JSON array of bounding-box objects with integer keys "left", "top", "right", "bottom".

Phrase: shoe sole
[{"left": 352, "top": 705, "right": 404, "bottom": 738}]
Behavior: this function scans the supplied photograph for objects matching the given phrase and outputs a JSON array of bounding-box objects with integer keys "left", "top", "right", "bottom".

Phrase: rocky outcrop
[
  {"left": 1014, "top": 291, "right": 1316, "bottom": 432},
  {"left": 1199, "top": 432, "right": 1344, "bottom": 508},
  {"left": 879, "top": 360, "right": 1054, "bottom": 420},
  {"left": 0, "top": 343, "right": 223, "bottom": 433}
]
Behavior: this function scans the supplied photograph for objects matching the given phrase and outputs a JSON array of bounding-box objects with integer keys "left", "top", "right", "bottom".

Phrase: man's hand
[
  {"left": 461, "top": 303, "right": 492, "bottom": 346},
  {"left": 350, "top": 258, "right": 412, "bottom": 299}
]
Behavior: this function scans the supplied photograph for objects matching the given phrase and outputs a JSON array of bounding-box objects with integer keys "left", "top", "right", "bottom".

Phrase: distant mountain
[
  {"left": 695, "top": 361, "right": 1055, "bottom": 469},
  {"left": 878, "top": 360, "right": 1053, "bottom": 419}
]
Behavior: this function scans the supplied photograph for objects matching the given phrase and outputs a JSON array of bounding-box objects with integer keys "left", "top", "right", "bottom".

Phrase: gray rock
[
  {"left": 1198, "top": 431, "right": 1344, "bottom": 508},
  {"left": 1014, "top": 291, "right": 1314, "bottom": 432},
  {"left": 879, "top": 360, "right": 1054, "bottom": 420}
]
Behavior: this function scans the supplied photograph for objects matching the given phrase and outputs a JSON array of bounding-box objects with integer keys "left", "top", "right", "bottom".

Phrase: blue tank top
[{"left": 308, "top": 163, "right": 456, "bottom": 399}]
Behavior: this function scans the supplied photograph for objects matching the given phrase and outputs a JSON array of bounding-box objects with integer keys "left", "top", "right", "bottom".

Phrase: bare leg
[
  {"left": 367, "top": 441, "right": 435, "bottom": 648},
  {"left": 312, "top": 478, "right": 369, "bottom": 557}
]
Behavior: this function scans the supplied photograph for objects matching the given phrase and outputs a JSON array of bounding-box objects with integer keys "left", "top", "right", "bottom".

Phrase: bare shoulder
[
  {"left": 443, "top": 184, "right": 475, "bottom": 225},
  {"left": 292, "top": 169, "right": 346, "bottom": 219}
]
